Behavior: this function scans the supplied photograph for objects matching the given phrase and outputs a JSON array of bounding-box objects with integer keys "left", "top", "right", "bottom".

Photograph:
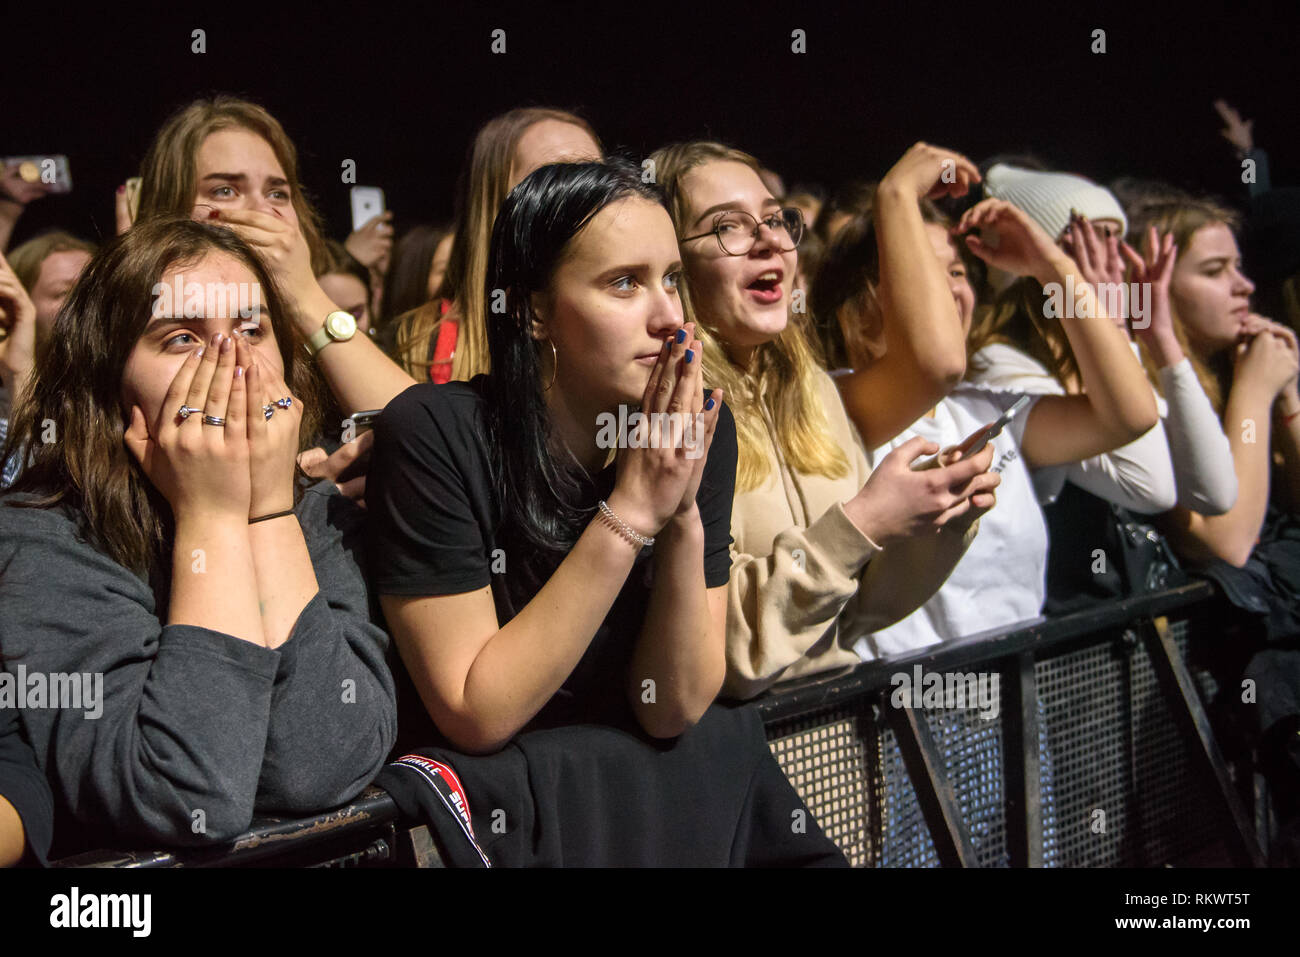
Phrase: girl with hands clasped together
[
  {"left": 650, "top": 141, "right": 999, "bottom": 699},
  {"left": 0, "top": 219, "right": 396, "bottom": 854},
  {"left": 368, "top": 160, "right": 843, "bottom": 866},
  {"left": 818, "top": 186, "right": 1158, "bottom": 656}
]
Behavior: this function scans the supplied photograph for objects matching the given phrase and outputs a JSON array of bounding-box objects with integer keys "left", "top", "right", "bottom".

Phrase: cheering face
[
  {"left": 192, "top": 128, "right": 299, "bottom": 228},
  {"left": 678, "top": 160, "right": 797, "bottom": 358},
  {"left": 509, "top": 120, "right": 602, "bottom": 191},
  {"left": 1169, "top": 222, "right": 1255, "bottom": 357},
  {"left": 121, "top": 252, "right": 284, "bottom": 430},
  {"left": 926, "top": 222, "right": 975, "bottom": 337},
  {"left": 537, "top": 196, "right": 684, "bottom": 410},
  {"left": 31, "top": 248, "right": 92, "bottom": 343}
]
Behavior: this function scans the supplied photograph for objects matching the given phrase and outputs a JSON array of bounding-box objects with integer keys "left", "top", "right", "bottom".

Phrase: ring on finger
[
  {"left": 202, "top": 414, "right": 226, "bottom": 427},
  {"left": 177, "top": 405, "right": 202, "bottom": 420},
  {"left": 274, "top": 396, "right": 293, "bottom": 409},
  {"left": 262, "top": 404, "right": 275, "bottom": 420}
]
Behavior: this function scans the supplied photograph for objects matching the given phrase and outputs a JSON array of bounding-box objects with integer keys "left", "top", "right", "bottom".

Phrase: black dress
[{"left": 367, "top": 377, "right": 845, "bottom": 866}]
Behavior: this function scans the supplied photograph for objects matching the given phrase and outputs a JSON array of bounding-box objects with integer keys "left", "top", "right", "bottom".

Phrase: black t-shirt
[{"left": 367, "top": 376, "right": 737, "bottom": 731}]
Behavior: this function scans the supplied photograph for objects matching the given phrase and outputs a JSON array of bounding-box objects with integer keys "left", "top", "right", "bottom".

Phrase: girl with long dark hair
[{"left": 368, "top": 160, "right": 843, "bottom": 865}]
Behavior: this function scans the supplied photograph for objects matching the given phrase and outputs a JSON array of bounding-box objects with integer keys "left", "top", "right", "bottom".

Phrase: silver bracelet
[{"left": 597, "top": 499, "right": 654, "bottom": 549}]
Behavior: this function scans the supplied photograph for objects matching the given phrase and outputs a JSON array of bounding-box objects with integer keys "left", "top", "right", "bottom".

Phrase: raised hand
[
  {"left": 1063, "top": 212, "right": 1127, "bottom": 331},
  {"left": 123, "top": 333, "right": 251, "bottom": 522},
  {"left": 1213, "top": 99, "right": 1254, "bottom": 155},
  {"left": 607, "top": 322, "right": 724, "bottom": 536},
  {"left": 0, "top": 249, "right": 36, "bottom": 396},
  {"left": 955, "top": 198, "right": 1068, "bottom": 285},
  {"left": 199, "top": 207, "right": 317, "bottom": 327},
  {"left": 0, "top": 163, "right": 52, "bottom": 207},
  {"left": 239, "top": 336, "right": 303, "bottom": 519},
  {"left": 1120, "top": 226, "right": 1180, "bottom": 362},
  {"left": 345, "top": 211, "right": 394, "bottom": 273},
  {"left": 114, "top": 182, "right": 134, "bottom": 236},
  {"left": 845, "top": 435, "right": 1000, "bottom": 547},
  {"left": 879, "top": 142, "right": 980, "bottom": 202}
]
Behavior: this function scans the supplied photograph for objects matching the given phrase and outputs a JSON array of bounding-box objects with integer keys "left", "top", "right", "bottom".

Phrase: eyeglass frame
[{"left": 679, "top": 206, "right": 806, "bottom": 256}]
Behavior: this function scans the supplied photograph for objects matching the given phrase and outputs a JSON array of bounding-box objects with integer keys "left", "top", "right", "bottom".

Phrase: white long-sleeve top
[{"left": 967, "top": 343, "right": 1236, "bottom": 515}]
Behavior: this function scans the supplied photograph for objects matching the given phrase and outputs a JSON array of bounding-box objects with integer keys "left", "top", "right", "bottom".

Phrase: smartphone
[
  {"left": 350, "top": 186, "right": 385, "bottom": 233},
  {"left": 124, "top": 177, "right": 142, "bottom": 221},
  {"left": 346, "top": 409, "right": 383, "bottom": 437},
  {"left": 3, "top": 155, "right": 72, "bottom": 193},
  {"left": 912, "top": 395, "right": 1032, "bottom": 470}
]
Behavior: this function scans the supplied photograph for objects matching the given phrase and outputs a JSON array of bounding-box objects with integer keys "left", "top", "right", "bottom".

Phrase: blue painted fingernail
[
  {"left": 663, "top": 338, "right": 671, "bottom": 350},
  {"left": 685, "top": 349, "right": 694, "bottom": 364},
  {"left": 675, "top": 329, "right": 686, "bottom": 344},
  {"left": 705, "top": 397, "right": 715, "bottom": 411}
]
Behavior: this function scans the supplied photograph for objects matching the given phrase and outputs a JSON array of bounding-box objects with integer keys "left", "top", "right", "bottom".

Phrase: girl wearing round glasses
[{"left": 650, "top": 141, "right": 1001, "bottom": 699}]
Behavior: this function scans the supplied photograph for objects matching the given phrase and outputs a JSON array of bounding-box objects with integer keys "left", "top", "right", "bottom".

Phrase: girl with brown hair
[{"left": 0, "top": 219, "right": 396, "bottom": 854}]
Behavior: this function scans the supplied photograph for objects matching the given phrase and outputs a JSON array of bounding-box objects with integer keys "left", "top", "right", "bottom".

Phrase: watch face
[{"left": 326, "top": 311, "right": 357, "bottom": 339}]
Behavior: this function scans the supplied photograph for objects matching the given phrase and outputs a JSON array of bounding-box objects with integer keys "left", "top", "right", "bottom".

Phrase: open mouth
[{"left": 746, "top": 270, "right": 784, "bottom": 304}]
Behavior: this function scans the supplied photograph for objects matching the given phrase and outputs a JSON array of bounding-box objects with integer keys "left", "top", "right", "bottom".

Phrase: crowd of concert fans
[{"left": 0, "top": 95, "right": 1297, "bottom": 867}]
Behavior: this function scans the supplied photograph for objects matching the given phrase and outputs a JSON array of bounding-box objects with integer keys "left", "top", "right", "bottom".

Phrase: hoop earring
[{"left": 541, "top": 338, "right": 558, "bottom": 392}]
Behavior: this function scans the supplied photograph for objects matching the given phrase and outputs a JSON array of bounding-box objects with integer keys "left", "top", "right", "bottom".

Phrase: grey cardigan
[{"left": 0, "top": 479, "right": 396, "bottom": 850}]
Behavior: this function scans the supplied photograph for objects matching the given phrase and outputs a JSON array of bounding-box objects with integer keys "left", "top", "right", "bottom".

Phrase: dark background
[{"left": 5, "top": 0, "right": 1298, "bottom": 246}]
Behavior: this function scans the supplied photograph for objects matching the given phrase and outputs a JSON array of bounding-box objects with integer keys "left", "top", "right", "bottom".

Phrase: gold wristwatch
[{"left": 304, "top": 310, "right": 357, "bottom": 357}]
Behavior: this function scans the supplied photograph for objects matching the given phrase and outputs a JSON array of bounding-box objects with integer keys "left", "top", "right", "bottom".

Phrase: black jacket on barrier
[{"left": 376, "top": 702, "right": 847, "bottom": 867}]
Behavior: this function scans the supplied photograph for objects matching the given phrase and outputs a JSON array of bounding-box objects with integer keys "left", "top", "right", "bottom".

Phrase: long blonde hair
[
  {"left": 1127, "top": 197, "right": 1243, "bottom": 417},
  {"left": 650, "top": 141, "right": 848, "bottom": 493},
  {"left": 395, "top": 107, "right": 601, "bottom": 382}
]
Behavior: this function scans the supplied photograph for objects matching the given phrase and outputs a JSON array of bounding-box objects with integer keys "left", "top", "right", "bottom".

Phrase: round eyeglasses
[{"left": 680, "top": 207, "right": 805, "bottom": 256}]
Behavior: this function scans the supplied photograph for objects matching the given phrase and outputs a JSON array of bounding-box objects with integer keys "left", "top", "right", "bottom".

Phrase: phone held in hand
[
  {"left": 912, "top": 394, "right": 1032, "bottom": 470},
  {"left": 346, "top": 409, "right": 383, "bottom": 437},
  {"left": 350, "top": 186, "right": 385, "bottom": 233},
  {"left": 3, "top": 155, "right": 72, "bottom": 193}
]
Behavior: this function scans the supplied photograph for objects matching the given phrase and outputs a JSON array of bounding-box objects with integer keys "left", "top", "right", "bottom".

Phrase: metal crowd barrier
[{"left": 54, "top": 580, "right": 1264, "bottom": 868}]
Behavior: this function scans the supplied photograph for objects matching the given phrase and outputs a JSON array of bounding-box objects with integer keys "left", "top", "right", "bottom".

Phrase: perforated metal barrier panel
[{"left": 764, "top": 615, "right": 1226, "bottom": 867}]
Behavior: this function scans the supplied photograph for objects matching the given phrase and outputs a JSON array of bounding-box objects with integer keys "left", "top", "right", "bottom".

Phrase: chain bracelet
[{"left": 597, "top": 499, "right": 655, "bottom": 549}]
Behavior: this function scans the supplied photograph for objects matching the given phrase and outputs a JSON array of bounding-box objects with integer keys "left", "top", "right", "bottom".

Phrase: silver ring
[
  {"left": 201, "top": 414, "right": 226, "bottom": 427},
  {"left": 262, "top": 404, "right": 275, "bottom": 420},
  {"left": 274, "top": 396, "right": 293, "bottom": 410},
  {"left": 177, "top": 405, "right": 201, "bottom": 420}
]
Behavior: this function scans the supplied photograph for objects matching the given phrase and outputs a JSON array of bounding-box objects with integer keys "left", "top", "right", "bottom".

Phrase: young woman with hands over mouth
[
  {"left": 0, "top": 219, "right": 396, "bottom": 854},
  {"left": 367, "top": 160, "right": 844, "bottom": 866},
  {"left": 649, "top": 141, "right": 1001, "bottom": 699},
  {"left": 132, "top": 96, "right": 417, "bottom": 495}
]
